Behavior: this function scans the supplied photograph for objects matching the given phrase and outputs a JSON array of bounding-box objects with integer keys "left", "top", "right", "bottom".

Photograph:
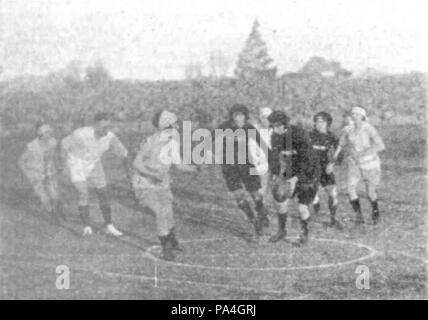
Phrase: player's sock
[
  {"left": 168, "top": 228, "right": 184, "bottom": 251},
  {"left": 350, "top": 198, "right": 364, "bottom": 224},
  {"left": 254, "top": 199, "right": 269, "bottom": 227},
  {"left": 159, "top": 235, "right": 175, "bottom": 261},
  {"left": 99, "top": 203, "right": 112, "bottom": 225},
  {"left": 328, "top": 197, "right": 342, "bottom": 230},
  {"left": 370, "top": 199, "right": 380, "bottom": 225},
  {"left": 293, "top": 218, "right": 309, "bottom": 247},
  {"left": 78, "top": 205, "right": 90, "bottom": 226},
  {"left": 269, "top": 213, "right": 287, "bottom": 243}
]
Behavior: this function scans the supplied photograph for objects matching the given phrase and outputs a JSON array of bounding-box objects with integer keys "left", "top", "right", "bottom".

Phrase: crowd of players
[{"left": 18, "top": 104, "right": 385, "bottom": 261}]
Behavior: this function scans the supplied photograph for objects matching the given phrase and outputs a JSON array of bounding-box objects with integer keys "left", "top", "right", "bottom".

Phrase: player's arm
[
  {"left": 109, "top": 133, "right": 132, "bottom": 176},
  {"left": 170, "top": 137, "right": 197, "bottom": 172},
  {"left": 333, "top": 130, "right": 348, "bottom": 162},
  {"left": 360, "top": 125, "right": 386, "bottom": 157}
]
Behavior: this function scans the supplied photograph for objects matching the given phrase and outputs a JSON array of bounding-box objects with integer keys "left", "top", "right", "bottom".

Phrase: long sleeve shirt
[
  {"left": 215, "top": 120, "right": 265, "bottom": 167},
  {"left": 269, "top": 125, "right": 319, "bottom": 183},
  {"left": 339, "top": 122, "right": 385, "bottom": 170},
  {"left": 62, "top": 126, "right": 128, "bottom": 165},
  {"left": 133, "top": 130, "right": 182, "bottom": 189}
]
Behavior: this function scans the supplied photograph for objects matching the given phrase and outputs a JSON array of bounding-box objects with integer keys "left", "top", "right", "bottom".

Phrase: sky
[{"left": 1, "top": 0, "right": 427, "bottom": 80}]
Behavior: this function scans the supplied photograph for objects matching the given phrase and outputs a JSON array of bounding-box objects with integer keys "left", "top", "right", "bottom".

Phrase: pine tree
[{"left": 234, "top": 20, "right": 277, "bottom": 82}]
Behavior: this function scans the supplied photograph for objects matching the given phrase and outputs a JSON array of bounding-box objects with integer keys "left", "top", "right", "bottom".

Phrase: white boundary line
[
  {"left": 145, "top": 237, "right": 379, "bottom": 271},
  {"left": 0, "top": 259, "right": 286, "bottom": 296},
  {"left": 1, "top": 237, "right": 425, "bottom": 297}
]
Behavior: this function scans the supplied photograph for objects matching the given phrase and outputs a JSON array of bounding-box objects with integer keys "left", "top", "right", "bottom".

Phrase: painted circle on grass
[{"left": 146, "top": 237, "right": 378, "bottom": 271}]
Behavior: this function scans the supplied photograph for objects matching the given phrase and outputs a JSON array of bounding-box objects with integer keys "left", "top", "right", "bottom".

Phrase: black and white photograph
[{"left": 0, "top": 0, "right": 426, "bottom": 300}]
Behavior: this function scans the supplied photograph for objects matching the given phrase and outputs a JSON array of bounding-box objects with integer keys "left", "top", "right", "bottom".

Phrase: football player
[
  {"left": 132, "top": 110, "right": 196, "bottom": 261},
  {"left": 216, "top": 104, "right": 269, "bottom": 236},
  {"left": 61, "top": 112, "right": 130, "bottom": 236},
  {"left": 334, "top": 107, "right": 385, "bottom": 225},
  {"left": 268, "top": 111, "right": 320, "bottom": 246},
  {"left": 310, "top": 112, "right": 343, "bottom": 230},
  {"left": 19, "top": 123, "right": 65, "bottom": 224}
]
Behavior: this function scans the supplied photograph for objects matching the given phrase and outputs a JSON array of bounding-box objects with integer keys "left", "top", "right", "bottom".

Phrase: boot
[
  {"left": 238, "top": 200, "right": 261, "bottom": 236},
  {"left": 159, "top": 235, "right": 175, "bottom": 261},
  {"left": 328, "top": 197, "right": 343, "bottom": 230},
  {"left": 350, "top": 198, "right": 364, "bottom": 225},
  {"left": 293, "top": 218, "right": 309, "bottom": 247},
  {"left": 168, "top": 228, "right": 184, "bottom": 252},
  {"left": 269, "top": 214, "right": 287, "bottom": 243},
  {"left": 371, "top": 200, "right": 380, "bottom": 225}
]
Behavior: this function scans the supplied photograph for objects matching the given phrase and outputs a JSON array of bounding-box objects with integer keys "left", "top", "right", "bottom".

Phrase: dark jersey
[
  {"left": 269, "top": 125, "right": 319, "bottom": 183},
  {"left": 216, "top": 120, "right": 263, "bottom": 166},
  {"left": 309, "top": 129, "right": 339, "bottom": 169}
]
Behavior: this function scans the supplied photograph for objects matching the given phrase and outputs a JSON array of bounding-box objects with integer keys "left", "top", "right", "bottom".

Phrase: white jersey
[
  {"left": 250, "top": 124, "right": 272, "bottom": 175},
  {"left": 62, "top": 126, "right": 127, "bottom": 181}
]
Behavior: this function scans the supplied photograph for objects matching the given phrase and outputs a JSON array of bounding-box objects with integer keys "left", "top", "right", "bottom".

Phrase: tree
[
  {"left": 234, "top": 20, "right": 277, "bottom": 82},
  {"left": 299, "top": 56, "right": 352, "bottom": 78},
  {"left": 84, "top": 61, "right": 112, "bottom": 89}
]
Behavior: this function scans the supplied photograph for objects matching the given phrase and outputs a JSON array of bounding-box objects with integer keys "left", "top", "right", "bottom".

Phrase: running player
[
  {"left": 132, "top": 110, "right": 196, "bottom": 261},
  {"left": 310, "top": 112, "right": 343, "bottom": 230},
  {"left": 268, "top": 110, "right": 320, "bottom": 246},
  {"left": 216, "top": 104, "right": 269, "bottom": 236},
  {"left": 61, "top": 112, "right": 130, "bottom": 236},
  {"left": 334, "top": 106, "right": 385, "bottom": 225}
]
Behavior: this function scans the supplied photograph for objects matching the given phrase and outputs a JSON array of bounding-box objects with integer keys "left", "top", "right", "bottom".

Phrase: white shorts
[{"left": 67, "top": 157, "right": 106, "bottom": 188}]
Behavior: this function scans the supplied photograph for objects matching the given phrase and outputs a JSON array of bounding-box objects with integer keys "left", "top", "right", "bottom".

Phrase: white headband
[
  {"left": 259, "top": 107, "right": 273, "bottom": 117},
  {"left": 38, "top": 124, "right": 52, "bottom": 136},
  {"left": 351, "top": 107, "right": 367, "bottom": 118},
  {"left": 158, "top": 111, "right": 177, "bottom": 130}
]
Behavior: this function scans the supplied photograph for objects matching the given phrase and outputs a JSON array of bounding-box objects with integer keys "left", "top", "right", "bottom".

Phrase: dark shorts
[
  {"left": 292, "top": 179, "right": 318, "bottom": 205},
  {"left": 319, "top": 172, "right": 336, "bottom": 187},
  {"left": 222, "top": 164, "right": 261, "bottom": 193}
]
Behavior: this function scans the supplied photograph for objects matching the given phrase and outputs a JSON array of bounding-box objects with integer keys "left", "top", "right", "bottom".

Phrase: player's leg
[
  {"left": 46, "top": 176, "right": 66, "bottom": 222},
  {"left": 223, "top": 165, "right": 257, "bottom": 226},
  {"left": 325, "top": 183, "right": 343, "bottom": 230},
  {"left": 312, "top": 188, "right": 321, "bottom": 215},
  {"left": 242, "top": 165, "right": 268, "bottom": 232},
  {"left": 163, "top": 189, "right": 183, "bottom": 252},
  {"left": 143, "top": 188, "right": 176, "bottom": 261},
  {"left": 90, "top": 162, "right": 122, "bottom": 236},
  {"left": 347, "top": 163, "right": 364, "bottom": 225},
  {"left": 293, "top": 180, "right": 318, "bottom": 246},
  {"left": 362, "top": 168, "right": 381, "bottom": 225},
  {"left": 73, "top": 180, "right": 92, "bottom": 235},
  {"left": 269, "top": 199, "right": 289, "bottom": 243},
  {"left": 312, "top": 172, "right": 328, "bottom": 215},
  {"left": 32, "top": 179, "right": 58, "bottom": 224}
]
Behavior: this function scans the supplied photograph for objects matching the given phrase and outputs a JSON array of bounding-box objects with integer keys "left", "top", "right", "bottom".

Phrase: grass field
[{"left": 0, "top": 124, "right": 426, "bottom": 299}]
